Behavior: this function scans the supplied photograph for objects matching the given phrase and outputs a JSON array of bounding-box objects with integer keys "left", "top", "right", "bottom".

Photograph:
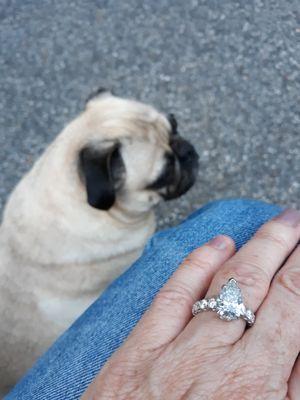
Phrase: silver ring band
[{"left": 192, "top": 278, "right": 255, "bottom": 327}]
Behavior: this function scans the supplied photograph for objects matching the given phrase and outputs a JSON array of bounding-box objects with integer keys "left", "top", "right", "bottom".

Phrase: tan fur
[{"left": 0, "top": 94, "right": 174, "bottom": 395}]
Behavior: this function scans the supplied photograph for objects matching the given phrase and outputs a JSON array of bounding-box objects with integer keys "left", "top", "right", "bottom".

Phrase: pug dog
[{"left": 0, "top": 90, "right": 198, "bottom": 395}]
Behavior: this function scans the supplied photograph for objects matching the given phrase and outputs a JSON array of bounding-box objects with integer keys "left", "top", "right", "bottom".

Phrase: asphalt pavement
[{"left": 1, "top": 0, "right": 299, "bottom": 228}]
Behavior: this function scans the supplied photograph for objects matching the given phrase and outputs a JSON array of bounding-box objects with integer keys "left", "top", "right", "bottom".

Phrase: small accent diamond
[
  {"left": 192, "top": 299, "right": 208, "bottom": 316},
  {"left": 192, "top": 301, "right": 202, "bottom": 316},
  {"left": 200, "top": 299, "right": 208, "bottom": 310},
  {"left": 208, "top": 298, "right": 217, "bottom": 310},
  {"left": 245, "top": 309, "right": 255, "bottom": 325}
]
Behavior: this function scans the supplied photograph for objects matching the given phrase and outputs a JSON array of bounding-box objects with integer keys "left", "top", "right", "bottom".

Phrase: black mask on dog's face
[{"left": 147, "top": 114, "right": 199, "bottom": 200}]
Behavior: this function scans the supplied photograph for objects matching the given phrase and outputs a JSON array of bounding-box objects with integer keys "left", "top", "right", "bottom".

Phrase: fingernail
[
  {"left": 276, "top": 209, "right": 300, "bottom": 227},
  {"left": 210, "top": 235, "right": 228, "bottom": 250}
]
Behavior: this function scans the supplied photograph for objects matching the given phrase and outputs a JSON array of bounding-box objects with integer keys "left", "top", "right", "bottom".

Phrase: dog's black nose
[{"left": 170, "top": 138, "right": 198, "bottom": 163}]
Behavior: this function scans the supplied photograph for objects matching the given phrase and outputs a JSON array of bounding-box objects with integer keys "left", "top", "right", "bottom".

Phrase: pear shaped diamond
[{"left": 216, "top": 278, "right": 246, "bottom": 321}]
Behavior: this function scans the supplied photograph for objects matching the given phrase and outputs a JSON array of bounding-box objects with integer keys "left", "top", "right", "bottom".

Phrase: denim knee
[
  {"left": 148, "top": 198, "right": 282, "bottom": 253},
  {"left": 185, "top": 198, "right": 279, "bottom": 223}
]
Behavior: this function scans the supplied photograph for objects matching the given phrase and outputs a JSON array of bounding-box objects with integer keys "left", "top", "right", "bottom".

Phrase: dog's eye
[{"left": 168, "top": 113, "right": 178, "bottom": 136}]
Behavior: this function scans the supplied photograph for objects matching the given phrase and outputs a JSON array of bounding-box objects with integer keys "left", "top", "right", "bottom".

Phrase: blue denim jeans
[{"left": 6, "top": 199, "right": 281, "bottom": 399}]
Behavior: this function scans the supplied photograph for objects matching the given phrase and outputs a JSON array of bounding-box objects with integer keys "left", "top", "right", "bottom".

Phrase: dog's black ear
[
  {"left": 79, "top": 143, "right": 120, "bottom": 210},
  {"left": 85, "top": 87, "right": 113, "bottom": 104}
]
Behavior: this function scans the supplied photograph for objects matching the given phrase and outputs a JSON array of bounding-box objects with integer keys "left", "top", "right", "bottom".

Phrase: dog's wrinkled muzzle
[{"left": 164, "top": 137, "right": 199, "bottom": 200}]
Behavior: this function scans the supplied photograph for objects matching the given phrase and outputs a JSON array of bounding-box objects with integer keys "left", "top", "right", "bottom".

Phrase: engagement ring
[{"left": 192, "top": 278, "right": 255, "bottom": 326}]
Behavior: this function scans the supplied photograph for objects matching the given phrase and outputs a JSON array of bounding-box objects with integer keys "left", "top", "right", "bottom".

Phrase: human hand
[{"left": 82, "top": 209, "right": 300, "bottom": 400}]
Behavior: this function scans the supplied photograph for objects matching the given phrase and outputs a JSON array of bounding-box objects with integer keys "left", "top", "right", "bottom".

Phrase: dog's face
[{"left": 78, "top": 91, "right": 198, "bottom": 214}]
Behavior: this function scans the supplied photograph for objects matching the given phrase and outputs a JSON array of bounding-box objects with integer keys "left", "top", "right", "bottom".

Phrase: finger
[
  {"left": 185, "top": 209, "right": 300, "bottom": 345},
  {"left": 81, "top": 237, "right": 235, "bottom": 400},
  {"left": 82, "top": 237, "right": 235, "bottom": 399},
  {"left": 130, "top": 235, "right": 235, "bottom": 348},
  {"left": 246, "top": 245, "right": 300, "bottom": 380},
  {"left": 288, "top": 356, "right": 300, "bottom": 400}
]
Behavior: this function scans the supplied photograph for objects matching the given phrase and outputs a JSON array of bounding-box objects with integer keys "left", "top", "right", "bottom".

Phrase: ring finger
[{"left": 184, "top": 209, "right": 300, "bottom": 345}]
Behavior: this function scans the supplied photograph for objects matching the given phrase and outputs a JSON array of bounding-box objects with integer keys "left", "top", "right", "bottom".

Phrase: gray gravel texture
[{"left": 1, "top": 0, "right": 299, "bottom": 229}]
